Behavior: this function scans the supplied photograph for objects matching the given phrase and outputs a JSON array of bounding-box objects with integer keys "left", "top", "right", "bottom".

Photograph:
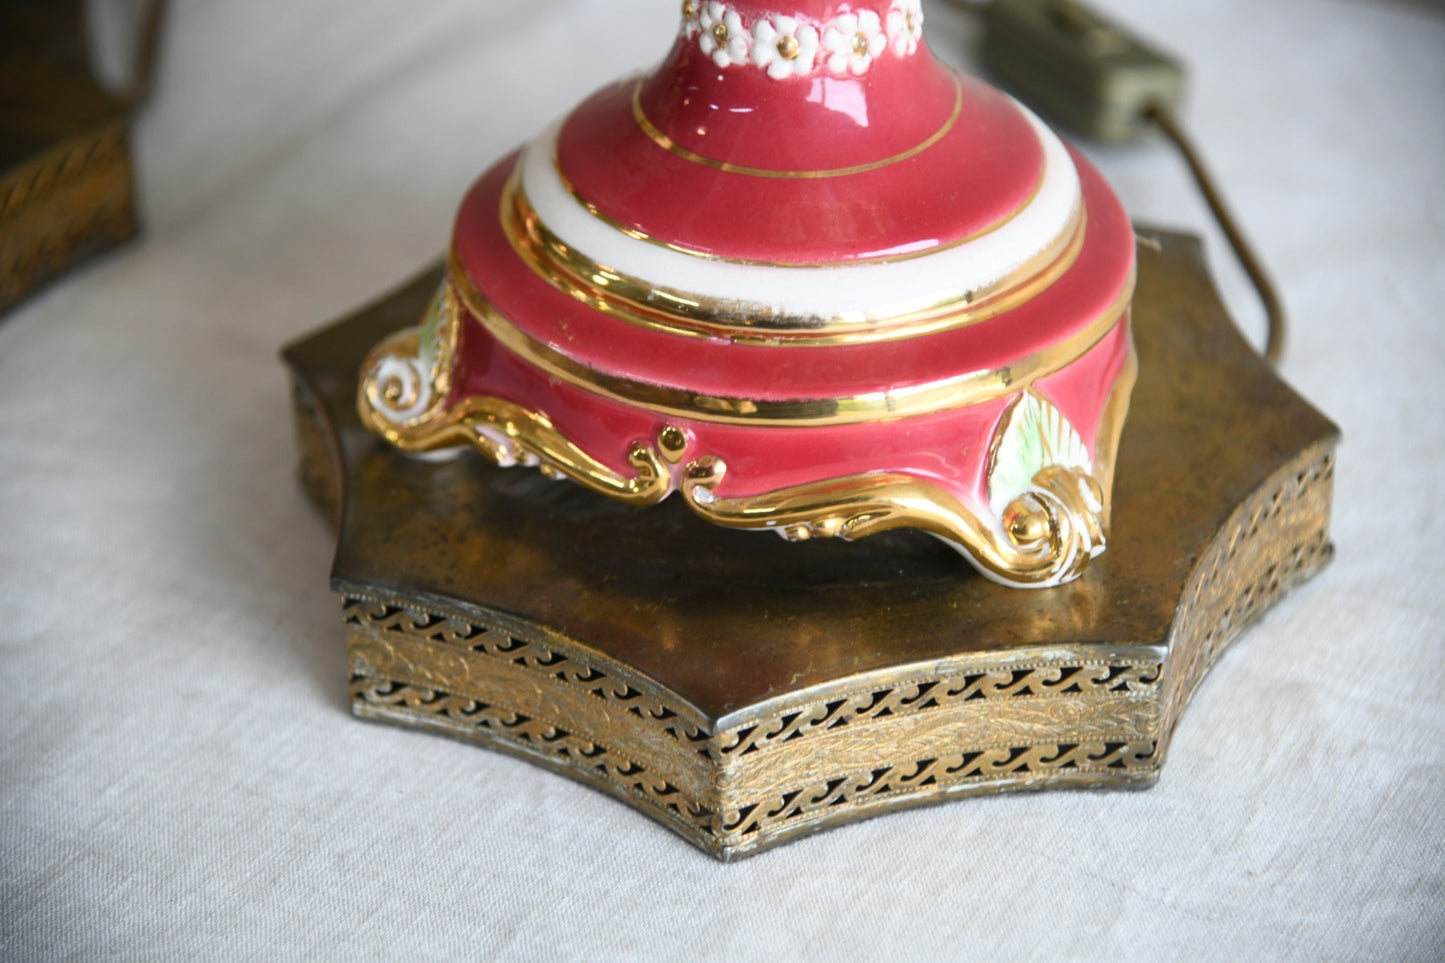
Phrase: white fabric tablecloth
[{"left": 3, "top": 1, "right": 1442, "bottom": 959}]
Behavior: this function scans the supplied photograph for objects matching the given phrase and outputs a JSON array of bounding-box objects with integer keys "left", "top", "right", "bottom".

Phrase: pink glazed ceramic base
[{"left": 357, "top": 0, "right": 1137, "bottom": 587}]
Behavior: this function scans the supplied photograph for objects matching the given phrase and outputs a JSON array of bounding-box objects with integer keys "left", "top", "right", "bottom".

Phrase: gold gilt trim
[
  {"left": 675, "top": 355, "right": 1134, "bottom": 587},
  {"left": 356, "top": 276, "right": 1135, "bottom": 587},
  {"left": 1090, "top": 336, "right": 1138, "bottom": 530},
  {"left": 356, "top": 281, "right": 458, "bottom": 434},
  {"left": 631, "top": 75, "right": 964, "bottom": 179},
  {"left": 504, "top": 170, "right": 1085, "bottom": 345},
  {"left": 450, "top": 247, "right": 1133, "bottom": 426},
  {"left": 682, "top": 461, "right": 1104, "bottom": 586},
  {"left": 551, "top": 156, "right": 1047, "bottom": 269},
  {"left": 356, "top": 286, "right": 672, "bottom": 505},
  {"left": 374, "top": 391, "right": 674, "bottom": 505}
]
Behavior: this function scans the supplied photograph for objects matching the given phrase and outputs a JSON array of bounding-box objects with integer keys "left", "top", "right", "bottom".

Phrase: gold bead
[
  {"left": 1005, "top": 505, "right": 1048, "bottom": 545},
  {"left": 658, "top": 425, "right": 687, "bottom": 459},
  {"left": 712, "top": 22, "right": 729, "bottom": 47},
  {"left": 778, "top": 35, "right": 799, "bottom": 60},
  {"left": 852, "top": 33, "right": 869, "bottom": 57}
]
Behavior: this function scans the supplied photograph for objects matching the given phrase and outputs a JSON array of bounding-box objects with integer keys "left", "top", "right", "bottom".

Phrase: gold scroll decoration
[{"left": 356, "top": 281, "right": 1135, "bottom": 587}]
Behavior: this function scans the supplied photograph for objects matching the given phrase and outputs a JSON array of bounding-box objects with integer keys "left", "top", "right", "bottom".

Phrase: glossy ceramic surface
[{"left": 357, "top": 0, "right": 1138, "bottom": 587}]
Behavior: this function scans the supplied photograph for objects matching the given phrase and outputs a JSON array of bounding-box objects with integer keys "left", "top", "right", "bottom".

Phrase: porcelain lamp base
[{"left": 284, "top": 229, "right": 1338, "bottom": 861}]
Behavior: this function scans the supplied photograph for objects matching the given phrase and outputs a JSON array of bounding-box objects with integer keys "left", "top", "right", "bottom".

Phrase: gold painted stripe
[
  {"left": 449, "top": 246, "right": 1135, "bottom": 427},
  {"left": 503, "top": 169, "right": 1086, "bottom": 346},
  {"left": 630, "top": 76, "right": 964, "bottom": 180},
  {"left": 551, "top": 154, "right": 1047, "bottom": 269}
]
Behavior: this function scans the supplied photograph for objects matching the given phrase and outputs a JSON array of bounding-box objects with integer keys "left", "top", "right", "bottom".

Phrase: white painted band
[{"left": 518, "top": 98, "right": 1080, "bottom": 321}]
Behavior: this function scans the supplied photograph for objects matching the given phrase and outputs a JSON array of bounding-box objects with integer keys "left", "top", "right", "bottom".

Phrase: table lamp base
[{"left": 283, "top": 229, "right": 1338, "bottom": 861}]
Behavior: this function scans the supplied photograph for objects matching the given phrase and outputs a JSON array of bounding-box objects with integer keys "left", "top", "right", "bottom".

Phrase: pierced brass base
[
  {"left": 1, "top": 2, "right": 142, "bottom": 314},
  {"left": 284, "top": 230, "right": 1338, "bottom": 861}
]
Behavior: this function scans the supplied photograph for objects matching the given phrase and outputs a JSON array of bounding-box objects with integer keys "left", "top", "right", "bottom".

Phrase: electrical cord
[
  {"left": 1144, "top": 104, "right": 1286, "bottom": 365},
  {"left": 945, "top": 0, "right": 1287, "bottom": 365}
]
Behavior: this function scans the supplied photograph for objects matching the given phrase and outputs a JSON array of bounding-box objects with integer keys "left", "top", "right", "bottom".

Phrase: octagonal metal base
[{"left": 283, "top": 229, "right": 1338, "bottom": 861}]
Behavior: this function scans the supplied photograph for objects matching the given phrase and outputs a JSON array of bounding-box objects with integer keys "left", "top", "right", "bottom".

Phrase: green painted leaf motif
[
  {"left": 987, "top": 392, "right": 1091, "bottom": 517},
  {"left": 416, "top": 282, "right": 452, "bottom": 373}
]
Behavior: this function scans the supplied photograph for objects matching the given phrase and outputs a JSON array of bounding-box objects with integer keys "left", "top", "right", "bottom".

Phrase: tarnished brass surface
[
  {"left": 0, "top": 1, "right": 146, "bottom": 313},
  {"left": 284, "top": 230, "right": 1339, "bottom": 860}
]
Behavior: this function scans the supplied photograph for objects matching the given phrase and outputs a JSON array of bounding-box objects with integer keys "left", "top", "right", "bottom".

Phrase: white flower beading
[
  {"left": 751, "top": 15, "right": 820, "bottom": 80},
  {"left": 681, "top": 0, "right": 700, "bottom": 38},
  {"left": 822, "top": 10, "right": 885, "bottom": 76},
  {"left": 886, "top": 0, "right": 924, "bottom": 57},
  {"left": 699, "top": 2, "right": 750, "bottom": 68},
  {"left": 684, "top": 3, "right": 922, "bottom": 78}
]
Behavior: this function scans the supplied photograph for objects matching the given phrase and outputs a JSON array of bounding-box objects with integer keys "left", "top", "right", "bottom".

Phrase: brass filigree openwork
[
  {"left": 292, "top": 232, "right": 1341, "bottom": 860},
  {"left": 332, "top": 440, "right": 1335, "bottom": 859}
]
